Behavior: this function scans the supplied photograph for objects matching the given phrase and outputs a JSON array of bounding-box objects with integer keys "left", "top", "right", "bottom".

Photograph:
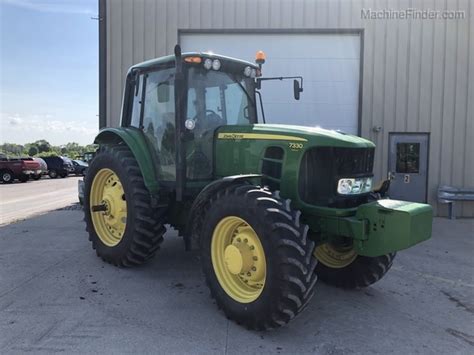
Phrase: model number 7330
[{"left": 289, "top": 142, "right": 304, "bottom": 150}]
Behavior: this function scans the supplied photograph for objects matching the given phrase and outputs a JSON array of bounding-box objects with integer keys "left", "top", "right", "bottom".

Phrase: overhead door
[{"left": 180, "top": 32, "right": 361, "bottom": 134}]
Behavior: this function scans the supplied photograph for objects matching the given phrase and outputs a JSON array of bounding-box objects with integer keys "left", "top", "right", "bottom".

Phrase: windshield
[{"left": 186, "top": 67, "right": 257, "bottom": 129}]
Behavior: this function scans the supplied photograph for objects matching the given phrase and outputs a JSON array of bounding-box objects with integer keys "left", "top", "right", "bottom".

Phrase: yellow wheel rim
[
  {"left": 314, "top": 243, "right": 357, "bottom": 269},
  {"left": 211, "top": 216, "right": 266, "bottom": 303},
  {"left": 90, "top": 168, "right": 127, "bottom": 247}
]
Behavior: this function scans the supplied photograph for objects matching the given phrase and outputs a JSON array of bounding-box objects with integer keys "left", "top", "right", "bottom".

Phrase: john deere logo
[
  {"left": 217, "top": 133, "right": 307, "bottom": 142},
  {"left": 220, "top": 133, "right": 245, "bottom": 140}
]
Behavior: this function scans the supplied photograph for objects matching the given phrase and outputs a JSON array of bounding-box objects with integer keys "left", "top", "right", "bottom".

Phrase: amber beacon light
[{"left": 255, "top": 50, "right": 266, "bottom": 67}]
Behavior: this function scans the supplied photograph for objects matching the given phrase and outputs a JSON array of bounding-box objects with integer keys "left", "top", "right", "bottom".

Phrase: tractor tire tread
[
  {"left": 200, "top": 184, "right": 317, "bottom": 330},
  {"left": 84, "top": 144, "right": 165, "bottom": 267}
]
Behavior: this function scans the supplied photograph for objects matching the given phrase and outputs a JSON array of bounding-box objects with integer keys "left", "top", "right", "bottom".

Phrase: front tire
[
  {"left": 314, "top": 242, "right": 396, "bottom": 289},
  {"left": 1, "top": 170, "right": 13, "bottom": 183},
  {"left": 201, "top": 184, "right": 317, "bottom": 330},
  {"left": 32, "top": 174, "right": 41, "bottom": 180},
  {"left": 84, "top": 145, "right": 166, "bottom": 267}
]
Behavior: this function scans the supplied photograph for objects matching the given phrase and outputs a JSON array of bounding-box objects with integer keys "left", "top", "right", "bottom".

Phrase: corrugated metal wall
[{"left": 103, "top": 0, "right": 473, "bottom": 217}]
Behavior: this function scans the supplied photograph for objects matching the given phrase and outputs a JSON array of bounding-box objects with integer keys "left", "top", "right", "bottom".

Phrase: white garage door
[{"left": 180, "top": 33, "right": 360, "bottom": 134}]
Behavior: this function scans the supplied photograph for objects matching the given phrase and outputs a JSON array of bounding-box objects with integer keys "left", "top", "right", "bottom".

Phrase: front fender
[
  {"left": 94, "top": 127, "right": 159, "bottom": 193},
  {"left": 184, "top": 174, "right": 262, "bottom": 250}
]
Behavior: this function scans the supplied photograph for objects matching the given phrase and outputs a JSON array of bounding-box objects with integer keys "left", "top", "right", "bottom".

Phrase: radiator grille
[{"left": 299, "top": 147, "right": 374, "bottom": 207}]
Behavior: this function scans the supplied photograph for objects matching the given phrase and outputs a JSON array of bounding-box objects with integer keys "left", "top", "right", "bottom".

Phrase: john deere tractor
[{"left": 83, "top": 45, "right": 432, "bottom": 330}]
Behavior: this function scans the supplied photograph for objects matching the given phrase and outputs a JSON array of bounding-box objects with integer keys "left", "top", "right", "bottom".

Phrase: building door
[
  {"left": 180, "top": 32, "right": 361, "bottom": 134},
  {"left": 388, "top": 133, "right": 429, "bottom": 203}
]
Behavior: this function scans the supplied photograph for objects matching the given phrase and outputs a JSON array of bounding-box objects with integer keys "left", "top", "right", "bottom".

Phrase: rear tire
[
  {"left": 314, "top": 244, "right": 396, "bottom": 289},
  {"left": 49, "top": 170, "right": 58, "bottom": 179},
  {"left": 84, "top": 145, "right": 166, "bottom": 267},
  {"left": 200, "top": 184, "right": 317, "bottom": 330}
]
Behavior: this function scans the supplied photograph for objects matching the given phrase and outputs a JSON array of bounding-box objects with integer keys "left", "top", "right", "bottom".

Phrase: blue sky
[{"left": 0, "top": 0, "right": 98, "bottom": 145}]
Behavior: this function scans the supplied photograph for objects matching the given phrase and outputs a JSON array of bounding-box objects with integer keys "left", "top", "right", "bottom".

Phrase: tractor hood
[{"left": 216, "top": 124, "right": 375, "bottom": 148}]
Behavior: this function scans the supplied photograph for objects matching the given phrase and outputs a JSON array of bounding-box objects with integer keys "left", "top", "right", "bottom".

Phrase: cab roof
[{"left": 130, "top": 52, "right": 259, "bottom": 71}]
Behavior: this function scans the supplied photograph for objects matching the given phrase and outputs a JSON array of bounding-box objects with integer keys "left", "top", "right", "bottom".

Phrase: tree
[
  {"left": 28, "top": 146, "right": 38, "bottom": 156},
  {"left": 34, "top": 140, "right": 51, "bottom": 153}
]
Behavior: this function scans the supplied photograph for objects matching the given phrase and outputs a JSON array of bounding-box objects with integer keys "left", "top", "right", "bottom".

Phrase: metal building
[{"left": 98, "top": 0, "right": 473, "bottom": 217}]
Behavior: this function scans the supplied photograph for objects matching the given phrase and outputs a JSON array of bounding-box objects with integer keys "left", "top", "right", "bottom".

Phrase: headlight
[
  {"left": 203, "top": 58, "right": 212, "bottom": 70},
  {"left": 212, "top": 59, "right": 221, "bottom": 70},
  {"left": 337, "top": 177, "right": 372, "bottom": 195}
]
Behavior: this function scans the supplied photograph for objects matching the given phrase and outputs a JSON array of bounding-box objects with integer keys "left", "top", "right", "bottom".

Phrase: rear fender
[{"left": 94, "top": 127, "right": 159, "bottom": 193}]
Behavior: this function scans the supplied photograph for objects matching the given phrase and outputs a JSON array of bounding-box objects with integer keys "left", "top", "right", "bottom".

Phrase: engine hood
[{"left": 217, "top": 124, "right": 375, "bottom": 148}]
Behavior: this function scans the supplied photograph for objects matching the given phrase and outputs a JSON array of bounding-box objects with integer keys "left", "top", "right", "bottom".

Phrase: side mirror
[
  {"left": 293, "top": 79, "right": 303, "bottom": 100},
  {"left": 157, "top": 82, "right": 170, "bottom": 103}
]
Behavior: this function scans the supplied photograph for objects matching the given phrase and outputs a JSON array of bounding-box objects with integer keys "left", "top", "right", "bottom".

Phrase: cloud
[
  {"left": 1, "top": 112, "right": 98, "bottom": 145},
  {"left": 7, "top": 115, "right": 23, "bottom": 126},
  {"left": 1, "top": 0, "right": 96, "bottom": 15}
]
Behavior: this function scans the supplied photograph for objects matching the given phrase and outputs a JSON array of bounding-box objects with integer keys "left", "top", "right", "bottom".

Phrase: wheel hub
[
  {"left": 211, "top": 216, "right": 266, "bottom": 303},
  {"left": 224, "top": 242, "right": 253, "bottom": 275},
  {"left": 90, "top": 169, "right": 127, "bottom": 247}
]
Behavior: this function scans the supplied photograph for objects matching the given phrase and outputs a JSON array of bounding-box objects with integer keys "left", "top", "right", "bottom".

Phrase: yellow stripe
[{"left": 217, "top": 133, "right": 307, "bottom": 142}]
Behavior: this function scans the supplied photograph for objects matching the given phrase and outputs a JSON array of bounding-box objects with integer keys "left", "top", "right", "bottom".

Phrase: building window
[{"left": 396, "top": 143, "right": 420, "bottom": 173}]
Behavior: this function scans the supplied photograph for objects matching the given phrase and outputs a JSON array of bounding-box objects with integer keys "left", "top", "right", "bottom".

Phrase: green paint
[
  {"left": 353, "top": 200, "right": 433, "bottom": 256},
  {"left": 214, "top": 124, "right": 374, "bottom": 208},
  {"left": 94, "top": 127, "right": 160, "bottom": 193},
  {"left": 93, "top": 53, "right": 433, "bottom": 257}
]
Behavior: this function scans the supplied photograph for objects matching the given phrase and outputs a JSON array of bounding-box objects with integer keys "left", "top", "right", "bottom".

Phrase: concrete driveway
[
  {"left": 0, "top": 210, "right": 473, "bottom": 354},
  {"left": 0, "top": 176, "right": 81, "bottom": 226}
]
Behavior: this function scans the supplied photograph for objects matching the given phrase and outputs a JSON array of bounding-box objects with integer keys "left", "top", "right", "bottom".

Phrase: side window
[
  {"left": 224, "top": 83, "right": 248, "bottom": 125},
  {"left": 142, "top": 68, "right": 176, "bottom": 181},
  {"left": 205, "top": 87, "right": 221, "bottom": 115},
  {"left": 130, "top": 74, "right": 144, "bottom": 128}
]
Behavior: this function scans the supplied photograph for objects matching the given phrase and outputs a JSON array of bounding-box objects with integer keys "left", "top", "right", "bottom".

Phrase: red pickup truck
[{"left": 0, "top": 158, "right": 42, "bottom": 183}]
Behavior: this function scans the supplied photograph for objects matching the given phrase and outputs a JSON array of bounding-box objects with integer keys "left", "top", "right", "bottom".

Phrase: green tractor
[{"left": 83, "top": 45, "right": 433, "bottom": 330}]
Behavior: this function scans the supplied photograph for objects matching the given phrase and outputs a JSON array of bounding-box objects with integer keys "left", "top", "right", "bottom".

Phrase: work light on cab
[
  {"left": 211, "top": 59, "right": 221, "bottom": 70},
  {"left": 203, "top": 58, "right": 212, "bottom": 70}
]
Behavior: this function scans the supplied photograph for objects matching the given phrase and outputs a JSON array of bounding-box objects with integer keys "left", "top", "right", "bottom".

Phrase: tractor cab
[{"left": 120, "top": 47, "right": 302, "bottom": 197}]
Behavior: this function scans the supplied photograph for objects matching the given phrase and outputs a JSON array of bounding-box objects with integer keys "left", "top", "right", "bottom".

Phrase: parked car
[
  {"left": 32, "top": 157, "right": 48, "bottom": 180},
  {"left": 0, "top": 158, "right": 41, "bottom": 183},
  {"left": 72, "top": 159, "right": 88, "bottom": 176},
  {"left": 82, "top": 151, "right": 96, "bottom": 163},
  {"left": 42, "top": 156, "right": 75, "bottom": 178}
]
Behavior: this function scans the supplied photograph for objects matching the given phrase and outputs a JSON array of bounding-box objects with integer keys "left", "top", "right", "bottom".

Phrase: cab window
[{"left": 142, "top": 68, "right": 176, "bottom": 181}]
